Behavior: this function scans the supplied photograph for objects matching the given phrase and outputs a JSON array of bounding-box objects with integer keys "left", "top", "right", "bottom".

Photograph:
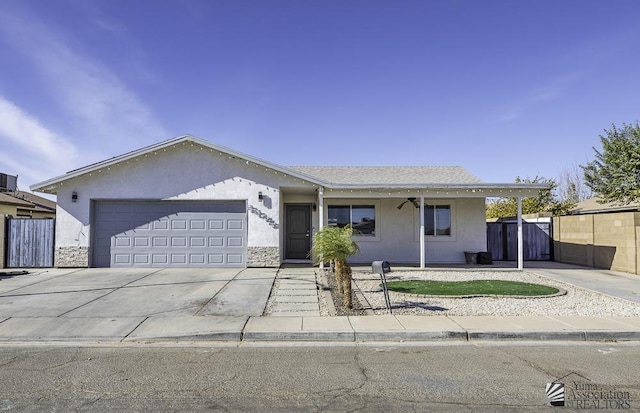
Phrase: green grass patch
[{"left": 385, "top": 280, "right": 559, "bottom": 296}]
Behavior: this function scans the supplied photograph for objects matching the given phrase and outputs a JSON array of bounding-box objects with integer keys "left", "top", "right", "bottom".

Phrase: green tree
[
  {"left": 583, "top": 122, "right": 640, "bottom": 205},
  {"left": 486, "top": 176, "right": 575, "bottom": 218},
  {"left": 309, "top": 226, "right": 359, "bottom": 309}
]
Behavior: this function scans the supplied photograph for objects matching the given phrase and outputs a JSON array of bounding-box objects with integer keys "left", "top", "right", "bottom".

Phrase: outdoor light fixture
[
  {"left": 71, "top": 192, "right": 78, "bottom": 202},
  {"left": 312, "top": 203, "right": 317, "bottom": 211},
  {"left": 258, "top": 191, "right": 264, "bottom": 202}
]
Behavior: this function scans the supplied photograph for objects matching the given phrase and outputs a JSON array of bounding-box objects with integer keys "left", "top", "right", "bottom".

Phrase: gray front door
[
  {"left": 285, "top": 204, "right": 311, "bottom": 260},
  {"left": 93, "top": 200, "right": 247, "bottom": 268}
]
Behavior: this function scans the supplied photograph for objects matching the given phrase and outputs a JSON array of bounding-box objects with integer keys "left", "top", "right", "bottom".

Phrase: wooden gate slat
[{"left": 5, "top": 218, "right": 55, "bottom": 268}]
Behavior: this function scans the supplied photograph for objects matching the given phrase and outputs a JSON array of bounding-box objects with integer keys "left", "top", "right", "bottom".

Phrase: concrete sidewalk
[{"left": 1, "top": 314, "right": 640, "bottom": 343}]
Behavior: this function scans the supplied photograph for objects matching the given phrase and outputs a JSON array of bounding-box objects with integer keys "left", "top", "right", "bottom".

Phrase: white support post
[
  {"left": 318, "top": 186, "right": 324, "bottom": 269},
  {"left": 420, "top": 195, "right": 425, "bottom": 269},
  {"left": 517, "top": 196, "right": 523, "bottom": 270}
]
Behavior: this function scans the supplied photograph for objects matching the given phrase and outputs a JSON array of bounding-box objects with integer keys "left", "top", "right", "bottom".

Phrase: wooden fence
[
  {"left": 5, "top": 218, "right": 55, "bottom": 268},
  {"left": 487, "top": 222, "right": 553, "bottom": 261}
]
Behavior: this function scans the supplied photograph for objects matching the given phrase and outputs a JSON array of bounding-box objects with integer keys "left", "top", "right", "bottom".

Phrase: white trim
[
  {"left": 420, "top": 195, "right": 425, "bottom": 269},
  {"left": 318, "top": 187, "right": 324, "bottom": 269},
  {"left": 517, "top": 196, "right": 523, "bottom": 270}
]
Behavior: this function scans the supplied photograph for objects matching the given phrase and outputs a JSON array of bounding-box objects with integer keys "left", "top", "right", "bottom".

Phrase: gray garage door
[{"left": 93, "top": 200, "right": 247, "bottom": 268}]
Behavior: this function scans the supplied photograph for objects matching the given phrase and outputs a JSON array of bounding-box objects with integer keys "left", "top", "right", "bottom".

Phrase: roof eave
[
  {"left": 322, "top": 183, "right": 546, "bottom": 196},
  {"left": 30, "top": 135, "right": 328, "bottom": 194}
]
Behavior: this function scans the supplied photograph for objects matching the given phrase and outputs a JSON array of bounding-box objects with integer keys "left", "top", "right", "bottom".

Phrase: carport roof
[{"left": 30, "top": 135, "right": 546, "bottom": 197}]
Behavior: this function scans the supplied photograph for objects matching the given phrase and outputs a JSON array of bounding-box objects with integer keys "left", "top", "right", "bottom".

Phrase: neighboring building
[
  {"left": 0, "top": 191, "right": 56, "bottom": 218},
  {"left": 31, "top": 135, "right": 543, "bottom": 268},
  {"left": 554, "top": 198, "right": 640, "bottom": 274}
]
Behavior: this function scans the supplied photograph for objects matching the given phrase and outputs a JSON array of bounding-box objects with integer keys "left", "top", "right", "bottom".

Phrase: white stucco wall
[
  {"left": 322, "top": 197, "right": 487, "bottom": 264},
  {"left": 55, "top": 144, "right": 314, "bottom": 256}
]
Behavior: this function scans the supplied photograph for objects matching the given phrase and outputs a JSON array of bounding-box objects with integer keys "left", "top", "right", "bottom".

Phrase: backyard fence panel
[
  {"left": 487, "top": 222, "right": 552, "bottom": 261},
  {"left": 486, "top": 223, "right": 504, "bottom": 260},
  {"left": 6, "top": 218, "right": 55, "bottom": 268}
]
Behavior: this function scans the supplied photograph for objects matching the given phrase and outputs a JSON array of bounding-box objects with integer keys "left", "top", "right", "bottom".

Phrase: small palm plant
[{"left": 310, "top": 226, "right": 360, "bottom": 309}]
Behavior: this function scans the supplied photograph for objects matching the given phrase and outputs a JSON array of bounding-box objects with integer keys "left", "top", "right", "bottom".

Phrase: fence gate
[
  {"left": 5, "top": 218, "right": 55, "bottom": 268},
  {"left": 487, "top": 222, "right": 553, "bottom": 261}
]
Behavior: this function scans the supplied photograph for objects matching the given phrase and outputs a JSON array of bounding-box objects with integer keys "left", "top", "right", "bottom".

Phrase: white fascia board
[
  {"left": 322, "top": 183, "right": 547, "bottom": 198},
  {"left": 30, "top": 135, "right": 328, "bottom": 194}
]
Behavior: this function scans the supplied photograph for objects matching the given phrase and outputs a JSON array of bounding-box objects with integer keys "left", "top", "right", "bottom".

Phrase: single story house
[{"left": 31, "top": 135, "right": 544, "bottom": 269}]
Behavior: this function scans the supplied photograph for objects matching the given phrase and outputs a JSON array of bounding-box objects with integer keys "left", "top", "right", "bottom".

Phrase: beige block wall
[
  {"left": 554, "top": 215, "right": 594, "bottom": 266},
  {"left": 554, "top": 211, "right": 640, "bottom": 274}
]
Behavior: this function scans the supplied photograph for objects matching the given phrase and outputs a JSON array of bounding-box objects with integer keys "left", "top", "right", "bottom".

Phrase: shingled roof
[{"left": 288, "top": 166, "right": 483, "bottom": 186}]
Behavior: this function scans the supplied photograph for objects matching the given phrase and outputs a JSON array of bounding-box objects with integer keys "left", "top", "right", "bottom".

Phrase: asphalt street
[{"left": 1, "top": 342, "right": 639, "bottom": 412}]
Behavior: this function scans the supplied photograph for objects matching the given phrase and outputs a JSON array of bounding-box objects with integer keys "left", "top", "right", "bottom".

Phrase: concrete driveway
[{"left": 0, "top": 267, "right": 277, "bottom": 341}]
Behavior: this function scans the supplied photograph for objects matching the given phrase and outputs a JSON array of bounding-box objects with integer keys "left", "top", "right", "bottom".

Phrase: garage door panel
[
  {"left": 227, "top": 254, "right": 244, "bottom": 264},
  {"left": 171, "top": 237, "right": 187, "bottom": 247},
  {"left": 189, "top": 254, "right": 206, "bottom": 264},
  {"left": 190, "top": 220, "right": 206, "bottom": 230},
  {"left": 190, "top": 237, "right": 206, "bottom": 247},
  {"left": 209, "top": 237, "right": 224, "bottom": 247},
  {"left": 209, "top": 220, "right": 224, "bottom": 230},
  {"left": 115, "top": 237, "right": 131, "bottom": 247},
  {"left": 114, "top": 254, "right": 131, "bottom": 264},
  {"left": 93, "top": 201, "right": 247, "bottom": 268},
  {"left": 152, "top": 237, "right": 168, "bottom": 247},
  {"left": 171, "top": 220, "right": 187, "bottom": 230},
  {"left": 171, "top": 254, "right": 187, "bottom": 265},
  {"left": 153, "top": 220, "right": 169, "bottom": 230},
  {"left": 133, "top": 254, "right": 149, "bottom": 264},
  {"left": 134, "top": 237, "right": 149, "bottom": 247},
  {"left": 208, "top": 254, "right": 224, "bottom": 264},
  {"left": 152, "top": 254, "right": 168, "bottom": 264},
  {"left": 228, "top": 220, "right": 243, "bottom": 230}
]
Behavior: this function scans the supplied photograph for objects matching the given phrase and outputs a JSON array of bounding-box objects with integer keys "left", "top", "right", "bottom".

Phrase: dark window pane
[
  {"left": 352, "top": 205, "right": 375, "bottom": 235},
  {"left": 436, "top": 205, "right": 451, "bottom": 235},
  {"left": 328, "top": 206, "right": 350, "bottom": 228},
  {"left": 425, "top": 205, "right": 435, "bottom": 235}
]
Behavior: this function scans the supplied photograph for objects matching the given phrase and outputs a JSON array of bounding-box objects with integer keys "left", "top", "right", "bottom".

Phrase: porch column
[
  {"left": 318, "top": 186, "right": 324, "bottom": 269},
  {"left": 517, "top": 196, "right": 523, "bottom": 270},
  {"left": 420, "top": 195, "right": 425, "bottom": 269}
]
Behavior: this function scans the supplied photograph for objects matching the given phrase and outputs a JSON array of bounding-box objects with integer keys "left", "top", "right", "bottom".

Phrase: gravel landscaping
[{"left": 347, "top": 269, "right": 640, "bottom": 317}]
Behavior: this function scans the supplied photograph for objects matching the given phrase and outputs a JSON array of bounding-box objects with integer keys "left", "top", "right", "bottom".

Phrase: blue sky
[{"left": 1, "top": 0, "right": 639, "bottom": 194}]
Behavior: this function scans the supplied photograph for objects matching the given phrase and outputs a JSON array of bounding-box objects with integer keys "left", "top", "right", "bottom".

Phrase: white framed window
[
  {"left": 425, "top": 204, "right": 451, "bottom": 236},
  {"left": 327, "top": 204, "right": 376, "bottom": 236},
  {"left": 415, "top": 200, "right": 456, "bottom": 242}
]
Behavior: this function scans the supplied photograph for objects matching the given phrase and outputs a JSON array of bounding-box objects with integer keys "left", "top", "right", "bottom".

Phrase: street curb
[
  {"left": 242, "top": 331, "right": 356, "bottom": 342},
  {"left": 467, "top": 331, "right": 586, "bottom": 341}
]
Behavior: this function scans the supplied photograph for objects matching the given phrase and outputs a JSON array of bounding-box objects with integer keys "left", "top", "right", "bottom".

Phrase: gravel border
[{"left": 349, "top": 270, "right": 640, "bottom": 317}]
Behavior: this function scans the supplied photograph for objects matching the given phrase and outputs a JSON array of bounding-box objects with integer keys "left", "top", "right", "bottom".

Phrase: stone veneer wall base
[
  {"left": 247, "top": 246, "right": 280, "bottom": 268},
  {"left": 55, "top": 246, "right": 89, "bottom": 268}
]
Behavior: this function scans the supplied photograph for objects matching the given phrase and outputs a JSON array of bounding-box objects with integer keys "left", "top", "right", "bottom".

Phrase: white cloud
[
  {"left": 0, "top": 95, "right": 79, "bottom": 187},
  {"left": 0, "top": 7, "right": 167, "bottom": 151}
]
